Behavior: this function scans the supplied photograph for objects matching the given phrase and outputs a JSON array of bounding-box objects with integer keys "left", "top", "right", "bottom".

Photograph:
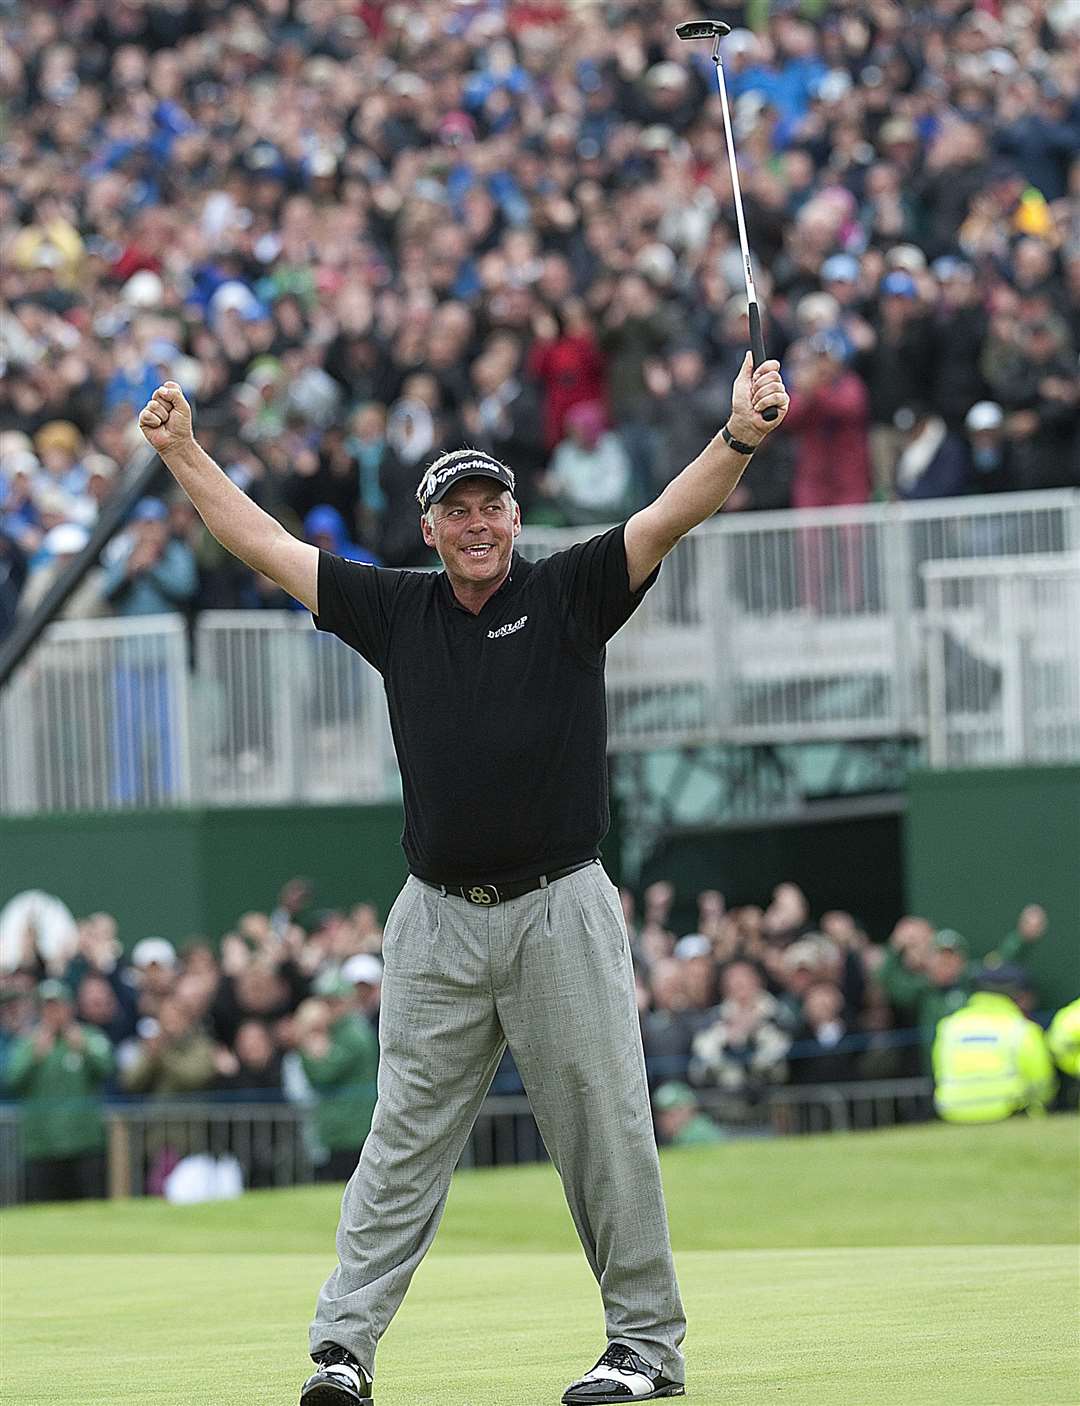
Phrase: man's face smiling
[{"left": 422, "top": 476, "right": 521, "bottom": 608}]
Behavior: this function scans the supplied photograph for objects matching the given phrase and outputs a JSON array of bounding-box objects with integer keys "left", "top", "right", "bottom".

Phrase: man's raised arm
[
  {"left": 138, "top": 381, "right": 318, "bottom": 613},
  {"left": 624, "top": 353, "right": 789, "bottom": 591}
]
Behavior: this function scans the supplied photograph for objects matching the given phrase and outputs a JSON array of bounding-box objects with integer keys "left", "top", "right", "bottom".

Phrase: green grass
[{"left": 2, "top": 1118, "right": 1078, "bottom": 1404}]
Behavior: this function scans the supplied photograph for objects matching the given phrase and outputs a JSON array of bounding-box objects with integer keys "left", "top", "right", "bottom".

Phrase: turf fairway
[{"left": 3, "top": 1118, "right": 1077, "bottom": 1405}]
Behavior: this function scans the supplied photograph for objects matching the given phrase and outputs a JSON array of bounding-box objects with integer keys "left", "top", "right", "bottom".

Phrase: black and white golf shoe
[
  {"left": 299, "top": 1345, "right": 373, "bottom": 1405},
  {"left": 562, "top": 1344, "right": 685, "bottom": 1403}
]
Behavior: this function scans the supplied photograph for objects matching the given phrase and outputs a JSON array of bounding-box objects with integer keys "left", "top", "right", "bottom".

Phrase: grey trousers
[{"left": 309, "top": 863, "right": 686, "bottom": 1382}]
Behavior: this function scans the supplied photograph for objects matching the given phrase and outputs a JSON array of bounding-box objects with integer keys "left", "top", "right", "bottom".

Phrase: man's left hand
[{"left": 729, "top": 353, "right": 789, "bottom": 445}]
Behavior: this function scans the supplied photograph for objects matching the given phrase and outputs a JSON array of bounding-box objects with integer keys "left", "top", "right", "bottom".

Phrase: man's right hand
[{"left": 138, "top": 381, "right": 194, "bottom": 455}]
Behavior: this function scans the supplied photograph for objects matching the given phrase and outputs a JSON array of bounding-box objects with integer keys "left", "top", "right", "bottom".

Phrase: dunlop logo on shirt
[{"left": 487, "top": 615, "right": 528, "bottom": 640}]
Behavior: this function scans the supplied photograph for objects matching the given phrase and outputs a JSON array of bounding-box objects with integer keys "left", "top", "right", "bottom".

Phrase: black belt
[{"left": 417, "top": 859, "right": 599, "bottom": 907}]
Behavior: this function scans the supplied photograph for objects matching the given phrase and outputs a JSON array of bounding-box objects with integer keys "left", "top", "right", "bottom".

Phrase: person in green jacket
[
  {"left": 652, "top": 1081, "right": 724, "bottom": 1147},
  {"left": 880, "top": 906, "right": 1048, "bottom": 1067},
  {"left": 298, "top": 974, "right": 379, "bottom": 1182},
  {"left": 932, "top": 965, "right": 1056, "bottom": 1123},
  {"left": 5, "top": 980, "right": 114, "bottom": 1202}
]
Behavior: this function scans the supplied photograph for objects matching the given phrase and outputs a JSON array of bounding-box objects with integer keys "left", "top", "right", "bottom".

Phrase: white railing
[
  {"left": 0, "top": 615, "right": 192, "bottom": 814},
  {"left": 1, "top": 492, "right": 1077, "bottom": 814},
  {"left": 520, "top": 490, "right": 1080, "bottom": 750},
  {"left": 923, "top": 554, "right": 1080, "bottom": 767},
  {"left": 193, "top": 613, "right": 395, "bottom": 805}
]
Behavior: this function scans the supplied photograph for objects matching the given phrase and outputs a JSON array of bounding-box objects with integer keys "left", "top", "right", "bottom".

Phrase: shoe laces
[
  {"left": 316, "top": 1345, "right": 361, "bottom": 1373},
  {"left": 598, "top": 1344, "right": 643, "bottom": 1373}
]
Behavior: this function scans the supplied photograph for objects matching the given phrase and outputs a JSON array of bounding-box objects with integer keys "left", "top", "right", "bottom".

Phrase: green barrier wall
[
  {"left": 0, "top": 805, "right": 410, "bottom": 946},
  {"left": 905, "top": 766, "right": 1080, "bottom": 1008},
  {"left": 1, "top": 787, "right": 624, "bottom": 948}
]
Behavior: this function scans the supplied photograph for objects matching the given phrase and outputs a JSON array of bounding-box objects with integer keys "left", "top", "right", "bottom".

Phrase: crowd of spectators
[
  {"left": 0, "top": 869, "right": 1062, "bottom": 1194},
  {"left": 2, "top": 0, "right": 1078, "bottom": 636}
]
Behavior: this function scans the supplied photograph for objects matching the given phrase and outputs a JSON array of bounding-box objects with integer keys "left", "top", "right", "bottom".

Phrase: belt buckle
[{"left": 464, "top": 884, "right": 499, "bottom": 906}]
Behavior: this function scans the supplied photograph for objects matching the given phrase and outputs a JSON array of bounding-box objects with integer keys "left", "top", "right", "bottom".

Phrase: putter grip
[{"left": 748, "top": 301, "right": 779, "bottom": 422}]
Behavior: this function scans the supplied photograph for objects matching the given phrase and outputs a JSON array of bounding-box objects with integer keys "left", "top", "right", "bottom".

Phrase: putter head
[{"left": 675, "top": 19, "right": 732, "bottom": 42}]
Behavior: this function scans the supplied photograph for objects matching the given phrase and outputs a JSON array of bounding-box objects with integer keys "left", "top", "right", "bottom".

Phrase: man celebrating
[{"left": 138, "top": 350, "right": 788, "bottom": 1406}]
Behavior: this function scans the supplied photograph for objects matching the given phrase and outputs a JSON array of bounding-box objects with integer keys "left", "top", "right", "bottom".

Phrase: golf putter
[{"left": 676, "top": 19, "right": 778, "bottom": 419}]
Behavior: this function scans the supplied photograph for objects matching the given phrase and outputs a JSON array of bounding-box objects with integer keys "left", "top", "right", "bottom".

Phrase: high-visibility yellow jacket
[
  {"left": 932, "top": 992, "right": 1057, "bottom": 1123},
  {"left": 1047, "top": 997, "right": 1080, "bottom": 1078}
]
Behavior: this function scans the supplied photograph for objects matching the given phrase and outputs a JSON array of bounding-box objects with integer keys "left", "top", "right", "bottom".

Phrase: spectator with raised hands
[{"left": 689, "top": 959, "right": 791, "bottom": 1104}]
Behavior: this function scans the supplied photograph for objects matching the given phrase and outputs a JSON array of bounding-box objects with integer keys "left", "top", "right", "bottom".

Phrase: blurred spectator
[
  {"left": 215, "top": 1020, "right": 284, "bottom": 1100},
  {"left": 892, "top": 405, "right": 971, "bottom": 501},
  {"left": 293, "top": 974, "right": 379, "bottom": 1183},
  {"left": 789, "top": 982, "right": 857, "bottom": 1085},
  {"left": 120, "top": 994, "right": 219, "bottom": 1097},
  {"left": 102, "top": 499, "right": 197, "bottom": 617},
  {"left": 783, "top": 332, "right": 871, "bottom": 508},
  {"left": 76, "top": 973, "right": 137, "bottom": 1051},
  {"left": 1047, "top": 997, "right": 1080, "bottom": 1109},
  {"left": 933, "top": 964, "right": 1056, "bottom": 1122},
  {"left": 543, "top": 400, "right": 635, "bottom": 526},
  {"left": 341, "top": 953, "right": 383, "bottom": 1028},
  {"left": 527, "top": 301, "right": 608, "bottom": 453},
  {"left": 16, "top": 522, "right": 104, "bottom": 619},
  {"left": 879, "top": 921, "right": 972, "bottom": 1064},
  {"left": 1047, "top": 997, "right": 1080, "bottom": 1080},
  {"left": 689, "top": 960, "right": 791, "bottom": 1100},
  {"left": 0, "top": 975, "right": 36, "bottom": 1084},
  {"left": 641, "top": 959, "right": 699, "bottom": 1089},
  {"left": 5, "top": 980, "right": 113, "bottom": 1202},
  {"left": 126, "top": 936, "right": 178, "bottom": 1020},
  {"left": 652, "top": 1081, "right": 724, "bottom": 1147},
  {"left": 963, "top": 401, "right": 1014, "bottom": 494},
  {"left": 858, "top": 272, "right": 935, "bottom": 496}
]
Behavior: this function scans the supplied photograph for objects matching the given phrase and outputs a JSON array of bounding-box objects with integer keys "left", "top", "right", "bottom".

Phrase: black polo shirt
[{"left": 314, "top": 523, "right": 658, "bottom": 884}]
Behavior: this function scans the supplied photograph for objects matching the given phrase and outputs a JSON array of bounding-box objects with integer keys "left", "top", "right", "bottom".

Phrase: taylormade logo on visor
[{"left": 417, "top": 452, "right": 515, "bottom": 511}]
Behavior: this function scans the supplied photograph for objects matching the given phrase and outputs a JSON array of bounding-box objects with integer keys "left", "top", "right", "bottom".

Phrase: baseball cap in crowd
[
  {"left": 653, "top": 1082, "right": 697, "bottom": 1112},
  {"left": 933, "top": 929, "right": 968, "bottom": 955},
  {"left": 131, "top": 937, "right": 178, "bottom": 969},
  {"left": 885, "top": 245, "right": 927, "bottom": 274},
  {"left": 965, "top": 401, "right": 1004, "bottom": 433},
  {"left": 806, "top": 328, "right": 848, "bottom": 362},
  {"left": 416, "top": 449, "right": 516, "bottom": 515},
  {"left": 674, "top": 934, "right": 711, "bottom": 960},
  {"left": 821, "top": 254, "right": 860, "bottom": 284},
  {"left": 37, "top": 979, "right": 73, "bottom": 1003},
  {"left": 881, "top": 271, "right": 917, "bottom": 299},
  {"left": 974, "top": 961, "right": 1027, "bottom": 993},
  {"left": 43, "top": 523, "right": 90, "bottom": 557},
  {"left": 931, "top": 256, "right": 973, "bottom": 282},
  {"left": 131, "top": 497, "right": 168, "bottom": 524},
  {"left": 342, "top": 953, "right": 383, "bottom": 987}
]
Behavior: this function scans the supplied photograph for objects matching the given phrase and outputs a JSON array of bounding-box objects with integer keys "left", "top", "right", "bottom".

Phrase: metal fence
[
  {"left": 193, "top": 613, "right": 395, "bottom": 805},
  {"left": 923, "top": 554, "right": 1080, "bottom": 767},
  {"left": 0, "top": 1077, "right": 935, "bottom": 1204},
  {"left": 521, "top": 490, "right": 1080, "bottom": 750},
  {"left": 2, "top": 492, "right": 1077, "bottom": 814},
  {"left": 0, "top": 615, "right": 192, "bottom": 813}
]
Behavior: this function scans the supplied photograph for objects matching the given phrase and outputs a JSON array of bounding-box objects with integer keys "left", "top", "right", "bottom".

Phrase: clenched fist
[{"left": 138, "top": 381, "right": 194, "bottom": 455}]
